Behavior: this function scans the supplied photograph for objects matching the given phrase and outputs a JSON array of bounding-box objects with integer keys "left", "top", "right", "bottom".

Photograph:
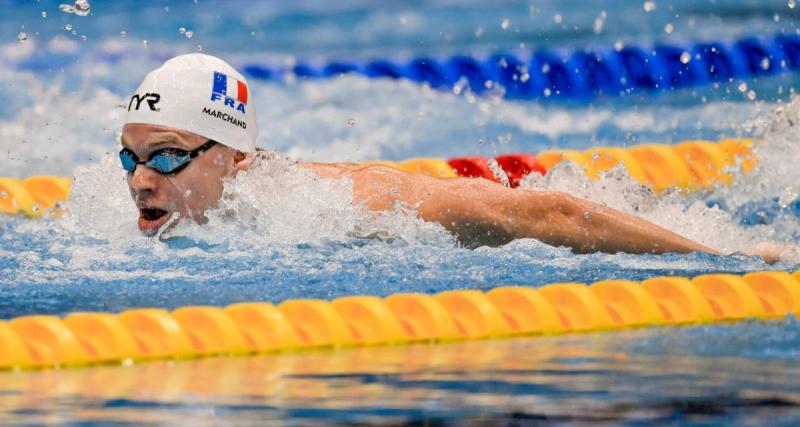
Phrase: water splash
[
  {"left": 167, "top": 152, "right": 453, "bottom": 248},
  {"left": 715, "top": 95, "right": 800, "bottom": 209}
]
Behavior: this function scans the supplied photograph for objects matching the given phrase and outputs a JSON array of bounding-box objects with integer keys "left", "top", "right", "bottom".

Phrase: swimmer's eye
[{"left": 153, "top": 148, "right": 191, "bottom": 158}]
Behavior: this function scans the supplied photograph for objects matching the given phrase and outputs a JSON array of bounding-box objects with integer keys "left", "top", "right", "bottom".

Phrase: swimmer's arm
[
  {"left": 309, "top": 163, "right": 718, "bottom": 255},
  {"left": 508, "top": 191, "right": 719, "bottom": 255},
  {"left": 417, "top": 177, "right": 719, "bottom": 254}
]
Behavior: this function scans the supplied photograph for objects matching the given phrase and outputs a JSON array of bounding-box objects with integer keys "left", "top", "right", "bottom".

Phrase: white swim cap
[{"left": 125, "top": 53, "right": 258, "bottom": 152}]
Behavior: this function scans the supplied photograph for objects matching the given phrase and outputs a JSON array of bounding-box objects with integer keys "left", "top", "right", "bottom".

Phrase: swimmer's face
[{"left": 121, "top": 123, "right": 251, "bottom": 236}]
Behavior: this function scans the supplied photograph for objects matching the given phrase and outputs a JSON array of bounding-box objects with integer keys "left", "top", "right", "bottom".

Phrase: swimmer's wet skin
[{"left": 121, "top": 53, "right": 765, "bottom": 259}]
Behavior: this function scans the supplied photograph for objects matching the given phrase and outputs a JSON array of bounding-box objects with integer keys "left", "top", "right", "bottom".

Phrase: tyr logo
[{"left": 128, "top": 93, "right": 161, "bottom": 111}]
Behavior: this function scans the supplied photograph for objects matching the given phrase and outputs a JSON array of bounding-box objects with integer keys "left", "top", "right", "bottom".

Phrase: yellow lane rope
[{"left": 1, "top": 270, "right": 798, "bottom": 371}]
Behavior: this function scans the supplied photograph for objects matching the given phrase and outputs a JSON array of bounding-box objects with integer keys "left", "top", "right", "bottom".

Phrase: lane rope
[
  {"left": 1, "top": 270, "right": 798, "bottom": 370},
  {"left": 240, "top": 34, "right": 800, "bottom": 99}
]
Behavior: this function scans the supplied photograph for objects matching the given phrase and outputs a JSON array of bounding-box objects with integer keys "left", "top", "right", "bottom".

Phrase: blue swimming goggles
[{"left": 119, "top": 140, "right": 218, "bottom": 175}]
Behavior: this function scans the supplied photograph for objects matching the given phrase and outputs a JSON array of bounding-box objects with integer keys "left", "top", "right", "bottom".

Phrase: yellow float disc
[{"left": 628, "top": 144, "right": 693, "bottom": 191}]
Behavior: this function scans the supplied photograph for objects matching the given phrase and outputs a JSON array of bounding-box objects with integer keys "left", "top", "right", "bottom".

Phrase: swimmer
[{"left": 120, "top": 54, "right": 776, "bottom": 260}]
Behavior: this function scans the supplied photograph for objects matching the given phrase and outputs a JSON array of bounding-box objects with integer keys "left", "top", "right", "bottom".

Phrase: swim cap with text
[{"left": 124, "top": 53, "right": 258, "bottom": 153}]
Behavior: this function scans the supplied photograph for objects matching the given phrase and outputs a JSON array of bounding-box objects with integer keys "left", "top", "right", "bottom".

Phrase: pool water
[
  {"left": 2, "top": 321, "right": 800, "bottom": 425},
  {"left": 4, "top": 0, "right": 800, "bottom": 425}
]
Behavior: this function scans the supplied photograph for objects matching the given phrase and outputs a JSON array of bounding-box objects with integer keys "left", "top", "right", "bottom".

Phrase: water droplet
[
  {"left": 500, "top": 18, "right": 510, "bottom": 30},
  {"left": 680, "top": 52, "right": 691, "bottom": 64},
  {"left": 543, "top": 88, "right": 552, "bottom": 97},
  {"left": 593, "top": 17, "right": 605, "bottom": 34},
  {"left": 65, "top": 24, "right": 73, "bottom": 30},
  {"left": 17, "top": 32, "right": 28, "bottom": 42},
  {"left": 179, "top": 27, "right": 186, "bottom": 34},
  {"left": 195, "top": 44, "right": 202, "bottom": 52},
  {"left": 32, "top": 204, "right": 40, "bottom": 212},
  {"left": 553, "top": 14, "right": 563, "bottom": 23},
  {"left": 583, "top": 211, "right": 591, "bottom": 219},
  {"left": 142, "top": 39, "right": 149, "bottom": 46},
  {"left": 747, "top": 90, "right": 757, "bottom": 100},
  {"left": 60, "top": 0, "right": 89, "bottom": 16},
  {"left": 250, "top": 31, "right": 255, "bottom": 36},
  {"left": 790, "top": 0, "right": 797, "bottom": 9},
  {"left": 541, "top": 63, "right": 550, "bottom": 73},
  {"left": 119, "top": 30, "right": 127, "bottom": 38},
  {"left": 452, "top": 76, "right": 468, "bottom": 95},
  {"left": 664, "top": 23, "right": 674, "bottom": 34},
  {"left": 761, "top": 58, "right": 770, "bottom": 70},
  {"left": 487, "top": 159, "right": 510, "bottom": 187},
  {"left": 774, "top": 13, "right": 781, "bottom": 22},
  {"left": 643, "top": 1, "right": 656, "bottom": 12},
  {"left": 474, "top": 26, "right": 484, "bottom": 37},
  {"left": 738, "top": 82, "right": 748, "bottom": 92},
  {"left": 0, "top": 191, "right": 7, "bottom": 199},
  {"left": 346, "top": 118, "right": 356, "bottom": 126},
  {"left": 614, "top": 40, "right": 624, "bottom": 51},
  {"left": 80, "top": 34, "right": 87, "bottom": 41},
  {"left": 73, "top": 0, "right": 90, "bottom": 16},
  {"left": 184, "top": 30, "right": 193, "bottom": 39},
  {"left": 41, "top": 11, "right": 47, "bottom": 17}
]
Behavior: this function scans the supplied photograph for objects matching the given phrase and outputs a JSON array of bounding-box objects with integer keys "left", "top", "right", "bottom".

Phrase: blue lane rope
[{"left": 242, "top": 34, "right": 800, "bottom": 99}]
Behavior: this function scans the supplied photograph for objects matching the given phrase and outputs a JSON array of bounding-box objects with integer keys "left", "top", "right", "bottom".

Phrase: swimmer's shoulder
[{"left": 300, "top": 161, "right": 364, "bottom": 178}]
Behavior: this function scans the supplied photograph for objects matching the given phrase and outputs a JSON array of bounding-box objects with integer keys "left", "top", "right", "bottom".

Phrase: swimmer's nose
[{"left": 128, "top": 165, "right": 159, "bottom": 196}]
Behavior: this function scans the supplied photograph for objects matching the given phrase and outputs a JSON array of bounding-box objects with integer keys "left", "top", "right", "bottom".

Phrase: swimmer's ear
[{"left": 232, "top": 151, "right": 252, "bottom": 173}]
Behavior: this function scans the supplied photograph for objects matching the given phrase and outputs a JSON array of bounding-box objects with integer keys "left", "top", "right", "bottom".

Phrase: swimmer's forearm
[
  {"left": 517, "top": 192, "right": 720, "bottom": 255},
  {"left": 418, "top": 180, "right": 717, "bottom": 254}
]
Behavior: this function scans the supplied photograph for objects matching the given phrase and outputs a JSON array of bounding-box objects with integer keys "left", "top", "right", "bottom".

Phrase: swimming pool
[{"left": 4, "top": 0, "right": 800, "bottom": 424}]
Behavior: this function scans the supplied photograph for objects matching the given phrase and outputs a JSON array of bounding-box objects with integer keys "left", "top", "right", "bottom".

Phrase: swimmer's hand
[{"left": 741, "top": 242, "right": 798, "bottom": 265}]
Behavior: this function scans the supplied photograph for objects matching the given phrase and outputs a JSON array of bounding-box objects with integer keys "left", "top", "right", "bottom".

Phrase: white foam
[
  {"left": 0, "top": 80, "right": 125, "bottom": 177},
  {"left": 713, "top": 95, "right": 800, "bottom": 209},
  {"left": 169, "top": 152, "right": 454, "bottom": 248}
]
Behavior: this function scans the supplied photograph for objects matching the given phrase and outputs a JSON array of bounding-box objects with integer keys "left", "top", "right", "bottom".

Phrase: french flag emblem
[{"left": 211, "top": 71, "right": 248, "bottom": 110}]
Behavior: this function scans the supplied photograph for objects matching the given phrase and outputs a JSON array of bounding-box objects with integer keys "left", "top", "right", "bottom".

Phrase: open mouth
[{"left": 138, "top": 207, "right": 171, "bottom": 235}]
